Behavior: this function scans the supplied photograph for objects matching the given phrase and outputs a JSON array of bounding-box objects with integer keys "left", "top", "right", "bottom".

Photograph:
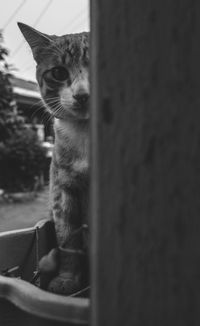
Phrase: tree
[
  {"left": 0, "top": 32, "right": 24, "bottom": 142},
  {"left": 0, "top": 32, "right": 46, "bottom": 192}
]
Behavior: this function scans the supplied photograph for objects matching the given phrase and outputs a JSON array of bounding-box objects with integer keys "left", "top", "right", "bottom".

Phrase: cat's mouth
[
  {"left": 50, "top": 103, "right": 89, "bottom": 121},
  {"left": 45, "top": 95, "right": 90, "bottom": 121},
  {"left": 71, "top": 102, "right": 89, "bottom": 118},
  {"left": 70, "top": 107, "right": 89, "bottom": 120}
]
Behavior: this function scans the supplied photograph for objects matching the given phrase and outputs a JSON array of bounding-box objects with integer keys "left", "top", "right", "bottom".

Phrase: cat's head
[{"left": 18, "top": 22, "right": 89, "bottom": 121}]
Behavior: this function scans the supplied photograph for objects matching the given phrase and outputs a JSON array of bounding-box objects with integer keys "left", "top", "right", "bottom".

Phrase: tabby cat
[{"left": 18, "top": 22, "right": 89, "bottom": 294}]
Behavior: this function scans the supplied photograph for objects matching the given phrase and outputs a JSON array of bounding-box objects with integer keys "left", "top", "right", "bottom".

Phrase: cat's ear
[{"left": 17, "top": 22, "right": 53, "bottom": 61}]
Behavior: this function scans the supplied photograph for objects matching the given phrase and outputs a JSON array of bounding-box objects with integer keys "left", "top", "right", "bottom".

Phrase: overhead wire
[
  {"left": 68, "top": 16, "right": 89, "bottom": 33},
  {"left": 58, "top": 7, "right": 88, "bottom": 34},
  {"left": 11, "top": 0, "right": 53, "bottom": 58},
  {"left": 32, "top": 0, "right": 53, "bottom": 28},
  {"left": 1, "top": 0, "right": 27, "bottom": 30}
]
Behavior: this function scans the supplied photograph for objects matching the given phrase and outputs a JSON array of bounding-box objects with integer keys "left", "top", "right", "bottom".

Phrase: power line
[
  {"left": 12, "top": 0, "right": 53, "bottom": 57},
  {"left": 69, "top": 17, "right": 89, "bottom": 33},
  {"left": 32, "top": 0, "right": 53, "bottom": 28},
  {"left": 58, "top": 7, "right": 88, "bottom": 34},
  {"left": 2, "top": 0, "right": 27, "bottom": 30}
]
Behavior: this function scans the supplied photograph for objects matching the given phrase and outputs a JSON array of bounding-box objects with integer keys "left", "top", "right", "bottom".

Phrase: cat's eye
[{"left": 51, "top": 66, "right": 69, "bottom": 81}]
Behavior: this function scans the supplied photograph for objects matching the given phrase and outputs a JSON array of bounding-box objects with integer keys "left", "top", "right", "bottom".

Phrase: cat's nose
[{"left": 73, "top": 93, "right": 89, "bottom": 105}]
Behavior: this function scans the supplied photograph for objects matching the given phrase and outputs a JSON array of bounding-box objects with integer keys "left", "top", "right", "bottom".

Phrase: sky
[{"left": 0, "top": 0, "right": 89, "bottom": 81}]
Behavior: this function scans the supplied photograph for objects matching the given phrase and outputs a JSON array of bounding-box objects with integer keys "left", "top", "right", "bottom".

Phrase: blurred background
[{"left": 0, "top": 0, "right": 89, "bottom": 231}]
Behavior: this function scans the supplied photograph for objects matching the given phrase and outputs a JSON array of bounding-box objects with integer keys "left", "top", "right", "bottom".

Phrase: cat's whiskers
[
  {"left": 42, "top": 113, "right": 53, "bottom": 128},
  {"left": 46, "top": 100, "right": 63, "bottom": 116},
  {"left": 30, "top": 104, "right": 47, "bottom": 120},
  {"left": 53, "top": 104, "right": 63, "bottom": 114},
  {"left": 45, "top": 98, "right": 61, "bottom": 107},
  {"left": 45, "top": 101, "right": 60, "bottom": 112},
  {"left": 38, "top": 110, "right": 52, "bottom": 125},
  {"left": 31, "top": 106, "right": 52, "bottom": 125},
  {"left": 29, "top": 98, "right": 43, "bottom": 110},
  {"left": 29, "top": 98, "right": 55, "bottom": 124},
  {"left": 46, "top": 100, "right": 60, "bottom": 107},
  {"left": 47, "top": 102, "right": 61, "bottom": 111},
  {"left": 46, "top": 96, "right": 60, "bottom": 101},
  {"left": 29, "top": 98, "right": 50, "bottom": 122},
  {"left": 52, "top": 103, "right": 64, "bottom": 118}
]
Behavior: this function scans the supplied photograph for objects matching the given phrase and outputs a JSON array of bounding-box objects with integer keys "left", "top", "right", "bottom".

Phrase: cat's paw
[
  {"left": 38, "top": 225, "right": 89, "bottom": 295},
  {"left": 47, "top": 248, "right": 86, "bottom": 295},
  {"left": 47, "top": 271, "right": 81, "bottom": 295},
  {"left": 39, "top": 248, "right": 59, "bottom": 274},
  {"left": 38, "top": 248, "right": 59, "bottom": 289}
]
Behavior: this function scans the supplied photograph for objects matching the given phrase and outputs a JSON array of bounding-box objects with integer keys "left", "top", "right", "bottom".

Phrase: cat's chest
[
  {"left": 54, "top": 118, "right": 89, "bottom": 174},
  {"left": 72, "top": 158, "right": 88, "bottom": 174}
]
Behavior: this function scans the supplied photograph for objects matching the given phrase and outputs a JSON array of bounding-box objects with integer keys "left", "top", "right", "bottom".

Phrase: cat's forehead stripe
[{"left": 55, "top": 33, "right": 89, "bottom": 64}]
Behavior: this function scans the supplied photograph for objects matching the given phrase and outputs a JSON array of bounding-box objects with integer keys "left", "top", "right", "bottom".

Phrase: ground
[{"left": 0, "top": 187, "right": 49, "bottom": 232}]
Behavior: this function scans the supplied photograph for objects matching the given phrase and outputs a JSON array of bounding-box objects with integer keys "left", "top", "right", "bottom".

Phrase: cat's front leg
[
  {"left": 44, "top": 172, "right": 88, "bottom": 294},
  {"left": 52, "top": 186, "right": 84, "bottom": 248},
  {"left": 49, "top": 162, "right": 75, "bottom": 246}
]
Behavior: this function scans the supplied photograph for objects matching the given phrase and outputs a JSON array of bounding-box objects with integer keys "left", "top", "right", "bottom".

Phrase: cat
[{"left": 18, "top": 22, "right": 90, "bottom": 294}]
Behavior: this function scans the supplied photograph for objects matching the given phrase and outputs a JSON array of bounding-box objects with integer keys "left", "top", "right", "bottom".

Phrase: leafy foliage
[
  {"left": 0, "top": 33, "right": 24, "bottom": 142},
  {"left": 0, "top": 32, "right": 46, "bottom": 192},
  {"left": 0, "top": 128, "right": 46, "bottom": 191}
]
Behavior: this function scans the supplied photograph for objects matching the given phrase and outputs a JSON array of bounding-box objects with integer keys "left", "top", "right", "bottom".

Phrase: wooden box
[{"left": 0, "top": 219, "right": 89, "bottom": 326}]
